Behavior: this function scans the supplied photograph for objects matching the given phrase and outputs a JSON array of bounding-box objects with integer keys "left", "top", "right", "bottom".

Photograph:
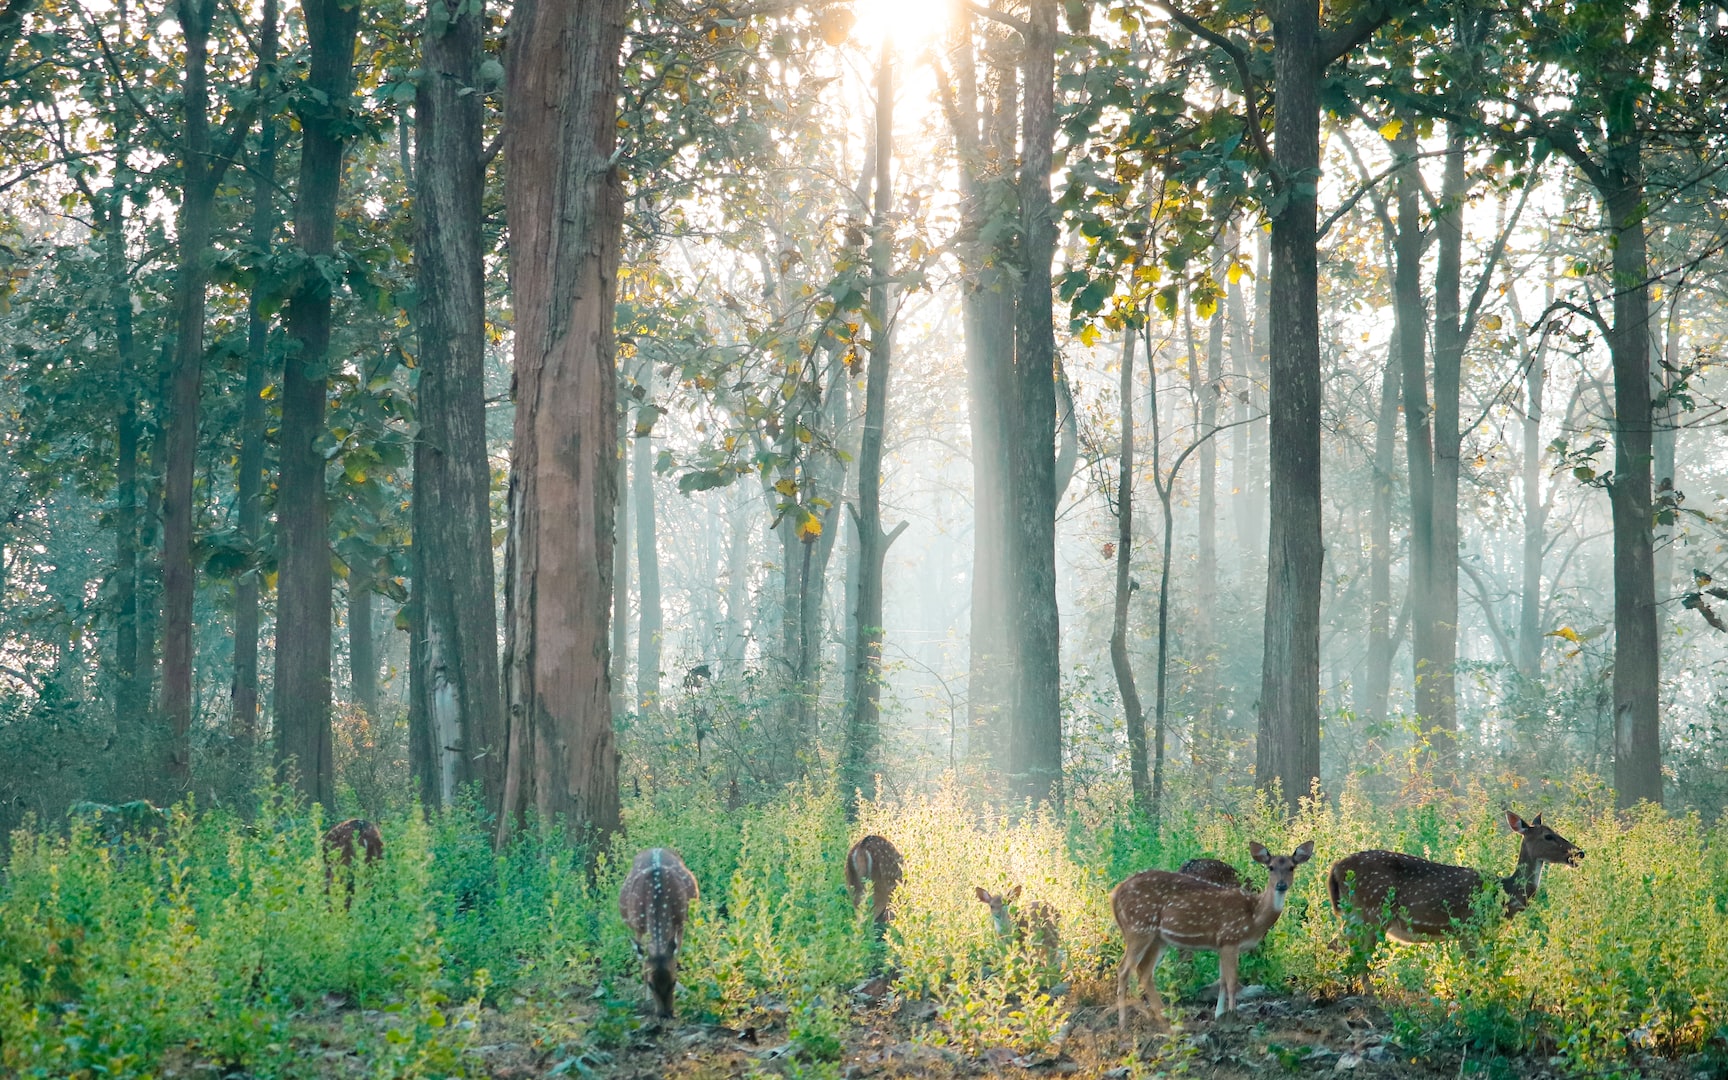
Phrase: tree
[
  {"left": 409, "top": 0, "right": 505, "bottom": 813},
  {"left": 1108, "top": 327, "right": 1150, "bottom": 814},
  {"left": 496, "top": 0, "right": 627, "bottom": 846},
  {"left": 274, "top": 0, "right": 361, "bottom": 808}
]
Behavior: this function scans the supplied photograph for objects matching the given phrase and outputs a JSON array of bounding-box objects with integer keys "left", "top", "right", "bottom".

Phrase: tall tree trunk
[
  {"left": 722, "top": 482, "right": 750, "bottom": 676},
  {"left": 1244, "top": 229, "right": 1270, "bottom": 565},
  {"left": 105, "top": 125, "right": 142, "bottom": 738},
  {"left": 1427, "top": 123, "right": 1467, "bottom": 762},
  {"left": 1256, "top": 0, "right": 1324, "bottom": 814},
  {"left": 161, "top": 0, "right": 221, "bottom": 791},
  {"left": 349, "top": 571, "right": 376, "bottom": 715},
  {"left": 1008, "top": 0, "right": 1063, "bottom": 803},
  {"left": 1226, "top": 224, "right": 1254, "bottom": 574},
  {"left": 841, "top": 43, "right": 900, "bottom": 811},
  {"left": 1517, "top": 322, "right": 1545, "bottom": 680},
  {"left": 610, "top": 420, "right": 630, "bottom": 717},
  {"left": 410, "top": 0, "right": 505, "bottom": 813},
  {"left": 1603, "top": 162, "right": 1660, "bottom": 808},
  {"left": 496, "top": 0, "right": 627, "bottom": 846},
  {"left": 1364, "top": 342, "right": 1401, "bottom": 723},
  {"left": 1651, "top": 302, "right": 1678, "bottom": 609},
  {"left": 634, "top": 367, "right": 662, "bottom": 713},
  {"left": 1110, "top": 328, "right": 1149, "bottom": 814},
  {"left": 233, "top": 0, "right": 277, "bottom": 749},
  {"left": 274, "top": 0, "right": 360, "bottom": 809},
  {"left": 1198, "top": 273, "right": 1222, "bottom": 647}
]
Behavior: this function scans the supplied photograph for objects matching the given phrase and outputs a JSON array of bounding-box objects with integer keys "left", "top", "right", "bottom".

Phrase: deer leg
[
  {"left": 1215, "top": 946, "right": 1239, "bottom": 1018},
  {"left": 1117, "top": 935, "right": 1150, "bottom": 1030},
  {"left": 1137, "top": 938, "right": 1169, "bottom": 1031}
]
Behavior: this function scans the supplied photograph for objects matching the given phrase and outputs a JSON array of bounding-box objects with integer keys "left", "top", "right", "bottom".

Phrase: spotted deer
[
  {"left": 322, "top": 818, "right": 384, "bottom": 903},
  {"left": 1177, "top": 857, "right": 1244, "bottom": 890},
  {"left": 974, "top": 885, "right": 1061, "bottom": 968},
  {"left": 619, "top": 848, "right": 700, "bottom": 1018},
  {"left": 845, "top": 834, "right": 903, "bottom": 925},
  {"left": 1328, "top": 811, "right": 1583, "bottom": 943},
  {"left": 1113, "top": 840, "right": 1314, "bottom": 1031}
]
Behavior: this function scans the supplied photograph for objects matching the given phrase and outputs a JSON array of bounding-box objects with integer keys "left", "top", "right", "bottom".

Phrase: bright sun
[{"left": 844, "top": 0, "right": 954, "bottom": 52}]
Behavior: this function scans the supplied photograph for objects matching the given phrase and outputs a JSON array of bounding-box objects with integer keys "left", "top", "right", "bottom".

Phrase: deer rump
[
  {"left": 619, "top": 850, "right": 699, "bottom": 1017},
  {"left": 1327, "top": 849, "right": 1489, "bottom": 940},
  {"left": 845, "top": 835, "right": 903, "bottom": 923}
]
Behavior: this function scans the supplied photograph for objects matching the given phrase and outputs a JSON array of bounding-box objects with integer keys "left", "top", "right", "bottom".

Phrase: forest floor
[{"left": 253, "top": 979, "right": 1711, "bottom": 1080}]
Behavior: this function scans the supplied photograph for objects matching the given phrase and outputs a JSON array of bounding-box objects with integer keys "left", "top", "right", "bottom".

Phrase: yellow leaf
[
  {"left": 1078, "top": 324, "right": 1101, "bottom": 348},
  {"left": 1196, "top": 296, "right": 1218, "bottom": 320},
  {"left": 1549, "top": 626, "right": 1582, "bottom": 643},
  {"left": 797, "top": 513, "right": 823, "bottom": 542},
  {"left": 1227, "top": 261, "right": 1245, "bottom": 285},
  {"left": 774, "top": 477, "right": 797, "bottom": 497},
  {"left": 1482, "top": 313, "right": 1503, "bottom": 332},
  {"left": 1379, "top": 118, "right": 1404, "bottom": 140}
]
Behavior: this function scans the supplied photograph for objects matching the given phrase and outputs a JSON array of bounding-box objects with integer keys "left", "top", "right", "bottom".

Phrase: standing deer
[
  {"left": 1113, "top": 840, "right": 1314, "bottom": 1031},
  {"left": 322, "top": 818, "right": 385, "bottom": 903},
  {"left": 845, "top": 834, "right": 903, "bottom": 925},
  {"left": 974, "top": 885, "right": 1061, "bottom": 968},
  {"left": 1328, "top": 811, "right": 1583, "bottom": 943},
  {"left": 1177, "top": 857, "right": 1243, "bottom": 889},
  {"left": 619, "top": 848, "right": 700, "bottom": 1018}
]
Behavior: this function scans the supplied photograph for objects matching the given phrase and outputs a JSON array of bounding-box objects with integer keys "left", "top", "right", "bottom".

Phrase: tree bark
[
  {"left": 1364, "top": 341, "right": 1401, "bottom": 724},
  {"left": 1428, "top": 123, "right": 1468, "bottom": 762},
  {"left": 841, "top": 43, "right": 899, "bottom": 811},
  {"left": 1256, "top": 0, "right": 1324, "bottom": 814},
  {"left": 104, "top": 118, "right": 143, "bottom": 739},
  {"left": 1199, "top": 271, "right": 1223, "bottom": 635},
  {"left": 1517, "top": 314, "right": 1545, "bottom": 680},
  {"left": 233, "top": 0, "right": 278, "bottom": 748},
  {"left": 1007, "top": 0, "right": 1063, "bottom": 803},
  {"left": 349, "top": 570, "right": 376, "bottom": 716},
  {"left": 1244, "top": 229, "right": 1270, "bottom": 565},
  {"left": 410, "top": 0, "right": 505, "bottom": 813},
  {"left": 274, "top": 0, "right": 360, "bottom": 809},
  {"left": 161, "top": 0, "right": 221, "bottom": 790},
  {"left": 610, "top": 418, "right": 630, "bottom": 718},
  {"left": 496, "top": 0, "right": 627, "bottom": 846},
  {"left": 1110, "top": 328, "right": 1149, "bottom": 814},
  {"left": 1604, "top": 163, "right": 1660, "bottom": 807},
  {"left": 634, "top": 366, "right": 662, "bottom": 714}
]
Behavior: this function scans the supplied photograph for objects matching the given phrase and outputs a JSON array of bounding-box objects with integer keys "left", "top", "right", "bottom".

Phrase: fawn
[
  {"left": 1113, "top": 840, "right": 1314, "bottom": 1031},
  {"left": 322, "top": 818, "right": 384, "bottom": 903},
  {"left": 974, "top": 884, "right": 1061, "bottom": 968},
  {"left": 845, "top": 834, "right": 903, "bottom": 925},
  {"left": 1328, "top": 811, "right": 1583, "bottom": 943},
  {"left": 619, "top": 848, "right": 700, "bottom": 1018}
]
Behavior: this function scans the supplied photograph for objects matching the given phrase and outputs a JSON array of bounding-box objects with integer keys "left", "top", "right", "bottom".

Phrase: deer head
[
  {"left": 1251, "top": 839, "right": 1315, "bottom": 913},
  {"left": 1503, "top": 811, "right": 1583, "bottom": 911}
]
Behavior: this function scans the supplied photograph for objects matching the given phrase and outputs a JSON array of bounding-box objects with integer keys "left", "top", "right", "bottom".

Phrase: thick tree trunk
[
  {"left": 1427, "top": 124, "right": 1468, "bottom": 761},
  {"left": 410, "top": 0, "right": 505, "bottom": 813},
  {"left": 841, "top": 44, "right": 899, "bottom": 811},
  {"left": 1603, "top": 167, "right": 1660, "bottom": 807},
  {"left": 274, "top": 0, "right": 360, "bottom": 809},
  {"left": 161, "top": 0, "right": 220, "bottom": 790},
  {"left": 1364, "top": 344, "right": 1400, "bottom": 723},
  {"left": 233, "top": 0, "right": 278, "bottom": 747},
  {"left": 1256, "top": 0, "right": 1324, "bottom": 814},
  {"left": 496, "top": 0, "right": 626, "bottom": 846},
  {"left": 634, "top": 368, "right": 662, "bottom": 713},
  {"left": 1007, "top": 0, "right": 1063, "bottom": 803},
  {"left": 1110, "top": 328, "right": 1149, "bottom": 814}
]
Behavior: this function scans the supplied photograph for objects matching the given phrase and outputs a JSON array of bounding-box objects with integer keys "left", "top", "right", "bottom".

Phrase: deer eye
[{"left": 1545, "top": 833, "right": 1556, "bottom": 841}]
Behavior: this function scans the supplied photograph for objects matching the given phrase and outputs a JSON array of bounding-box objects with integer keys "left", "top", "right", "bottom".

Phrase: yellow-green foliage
[{"left": 856, "top": 778, "right": 1113, "bottom": 1052}]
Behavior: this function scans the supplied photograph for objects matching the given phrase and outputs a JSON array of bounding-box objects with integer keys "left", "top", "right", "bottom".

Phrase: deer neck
[
  {"left": 1499, "top": 854, "right": 1544, "bottom": 914},
  {"left": 1250, "top": 880, "right": 1287, "bottom": 937}
]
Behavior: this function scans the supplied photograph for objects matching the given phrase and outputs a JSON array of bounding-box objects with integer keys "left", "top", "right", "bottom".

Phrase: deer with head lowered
[
  {"left": 1113, "top": 840, "right": 1314, "bottom": 1031},
  {"left": 845, "top": 835, "right": 903, "bottom": 925},
  {"left": 1328, "top": 811, "right": 1583, "bottom": 943},
  {"left": 975, "top": 885, "right": 1060, "bottom": 969},
  {"left": 619, "top": 848, "right": 700, "bottom": 1018}
]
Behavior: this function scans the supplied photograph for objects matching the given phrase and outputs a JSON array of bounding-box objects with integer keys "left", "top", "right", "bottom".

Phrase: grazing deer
[
  {"left": 1113, "top": 840, "right": 1314, "bottom": 1031},
  {"left": 1328, "top": 811, "right": 1583, "bottom": 943},
  {"left": 322, "top": 818, "right": 384, "bottom": 902},
  {"left": 618, "top": 848, "right": 700, "bottom": 1018},
  {"left": 845, "top": 834, "right": 903, "bottom": 925},
  {"left": 974, "top": 885, "right": 1061, "bottom": 968}
]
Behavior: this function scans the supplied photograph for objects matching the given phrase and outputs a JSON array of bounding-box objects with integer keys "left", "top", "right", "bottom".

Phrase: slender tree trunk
[
  {"left": 1428, "top": 124, "right": 1468, "bottom": 761},
  {"left": 841, "top": 43, "right": 899, "bottom": 811},
  {"left": 1198, "top": 274, "right": 1222, "bottom": 641},
  {"left": 1517, "top": 327, "right": 1545, "bottom": 680},
  {"left": 1008, "top": 0, "right": 1063, "bottom": 803},
  {"left": 1603, "top": 163, "right": 1661, "bottom": 808},
  {"left": 1364, "top": 343, "right": 1401, "bottom": 723},
  {"left": 610, "top": 421, "right": 631, "bottom": 716},
  {"left": 233, "top": 0, "right": 278, "bottom": 747},
  {"left": 496, "top": 0, "right": 627, "bottom": 846},
  {"left": 161, "top": 0, "right": 220, "bottom": 790},
  {"left": 1110, "top": 328, "right": 1149, "bottom": 814},
  {"left": 105, "top": 136, "right": 142, "bottom": 738},
  {"left": 1651, "top": 302, "right": 1678, "bottom": 608},
  {"left": 410, "top": 0, "right": 505, "bottom": 813},
  {"left": 634, "top": 367, "right": 662, "bottom": 713},
  {"left": 349, "top": 571, "right": 376, "bottom": 715},
  {"left": 1256, "top": 0, "right": 1324, "bottom": 814},
  {"left": 1244, "top": 230, "right": 1270, "bottom": 565},
  {"left": 274, "top": 0, "right": 360, "bottom": 809},
  {"left": 1226, "top": 224, "right": 1253, "bottom": 575},
  {"left": 723, "top": 483, "right": 750, "bottom": 676}
]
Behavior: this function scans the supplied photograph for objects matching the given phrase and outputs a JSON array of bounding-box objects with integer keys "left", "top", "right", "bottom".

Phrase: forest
[{"left": 1, "top": 0, "right": 1727, "bottom": 1076}]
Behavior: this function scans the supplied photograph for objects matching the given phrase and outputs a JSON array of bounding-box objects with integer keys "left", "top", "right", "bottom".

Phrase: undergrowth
[{"left": 1, "top": 774, "right": 1723, "bottom": 1077}]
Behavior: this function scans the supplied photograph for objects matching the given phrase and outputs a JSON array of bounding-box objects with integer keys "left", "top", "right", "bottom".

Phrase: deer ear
[
  {"left": 1531, "top": 813, "right": 1544, "bottom": 826},
  {"left": 975, "top": 886, "right": 991, "bottom": 904},
  {"left": 1250, "top": 841, "right": 1271, "bottom": 865},
  {"left": 1006, "top": 884, "right": 1022, "bottom": 902},
  {"left": 1293, "top": 840, "right": 1315, "bottom": 864},
  {"left": 1506, "top": 811, "right": 1528, "bottom": 832}
]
